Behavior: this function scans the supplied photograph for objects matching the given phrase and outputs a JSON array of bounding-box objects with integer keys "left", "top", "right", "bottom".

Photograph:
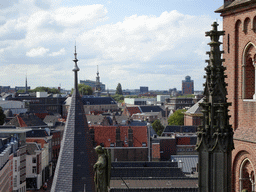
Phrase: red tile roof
[{"left": 125, "top": 107, "right": 141, "bottom": 116}]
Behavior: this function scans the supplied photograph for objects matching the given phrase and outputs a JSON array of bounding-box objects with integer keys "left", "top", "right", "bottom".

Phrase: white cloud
[
  {"left": 26, "top": 47, "right": 49, "bottom": 57},
  {"left": 49, "top": 48, "right": 65, "bottom": 56},
  {"left": 0, "top": 0, "right": 217, "bottom": 90}
]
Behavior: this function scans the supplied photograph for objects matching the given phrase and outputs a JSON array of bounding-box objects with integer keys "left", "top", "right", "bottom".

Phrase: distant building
[
  {"left": 15, "top": 86, "right": 31, "bottom": 92},
  {"left": 157, "top": 95, "right": 170, "bottom": 103},
  {"left": 184, "top": 98, "right": 203, "bottom": 126},
  {"left": 0, "top": 128, "right": 30, "bottom": 192},
  {"left": 140, "top": 86, "right": 148, "bottom": 94},
  {"left": 90, "top": 125, "right": 148, "bottom": 161},
  {"left": 165, "top": 97, "right": 194, "bottom": 110},
  {"left": 182, "top": 76, "right": 194, "bottom": 95},
  {"left": 80, "top": 79, "right": 105, "bottom": 92},
  {"left": 63, "top": 96, "right": 118, "bottom": 116},
  {"left": 124, "top": 98, "right": 157, "bottom": 105}
]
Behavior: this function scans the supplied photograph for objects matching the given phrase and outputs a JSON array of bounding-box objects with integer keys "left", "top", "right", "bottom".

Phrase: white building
[
  {"left": 26, "top": 142, "right": 42, "bottom": 190},
  {"left": 124, "top": 98, "right": 157, "bottom": 105},
  {"left": 157, "top": 95, "right": 170, "bottom": 103}
]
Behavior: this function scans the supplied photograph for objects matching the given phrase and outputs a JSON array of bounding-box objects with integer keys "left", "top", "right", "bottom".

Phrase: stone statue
[{"left": 94, "top": 145, "right": 111, "bottom": 192}]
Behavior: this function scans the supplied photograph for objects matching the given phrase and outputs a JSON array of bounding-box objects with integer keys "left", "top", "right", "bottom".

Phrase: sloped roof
[
  {"left": 64, "top": 96, "right": 117, "bottom": 106},
  {"left": 171, "top": 155, "right": 198, "bottom": 174},
  {"left": 7, "top": 113, "right": 47, "bottom": 127},
  {"left": 163, "top": 126, "right": 197, "bottom": 133},
  {"left": 185, "top": 98, "right": 203, "bottom": 115},
  {"left": 139, "top": 106, "right": 163, "bottom": 113},
  {"left": 26, "top": 142, "right": 41, "bottom": 155},
  {"left": 51, "top": 51, "right": 96, "bottom": 192},
  {"left": 86, "top": 114, "right": 105, "bottom": 125},
  {"left": 125, "top": 106, "right": 141, "bottom": 116},
  {"left": 43, "top": 115, "right": 58, "bottom": 124},
  {"left": 215, "top": 0, "right": 253, "bottom": 12},
  {"left": 110, "top": 179, "right": 198, "bottom": 191},
  {"left": 26, "top": 129, "right": 49, "bottom": 137}
]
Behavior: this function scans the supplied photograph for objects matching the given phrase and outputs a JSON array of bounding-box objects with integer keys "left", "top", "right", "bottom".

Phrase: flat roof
[{"left": 0, "top": 129, "right": 32, "bottom": 133}]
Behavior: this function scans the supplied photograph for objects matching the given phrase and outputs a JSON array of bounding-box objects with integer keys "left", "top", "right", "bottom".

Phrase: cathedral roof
[
  {"left": 215, "top": 0, "right": 253, "bottom": 13},
  {"left": 51, "top": 48, "right": 96, "bottom": 192}
]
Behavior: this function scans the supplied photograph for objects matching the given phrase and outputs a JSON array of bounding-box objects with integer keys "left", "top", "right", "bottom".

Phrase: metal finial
[{"left": 73, "top": 45, "right": 79, "bottom": 72}]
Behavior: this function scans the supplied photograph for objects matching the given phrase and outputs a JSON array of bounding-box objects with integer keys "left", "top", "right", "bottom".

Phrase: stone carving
[{"left": 94, "top": 145, "right": 111, "bottom": 192}]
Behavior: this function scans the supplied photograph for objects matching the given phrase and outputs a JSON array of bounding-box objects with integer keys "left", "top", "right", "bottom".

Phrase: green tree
[
  {"left": 71, "top": 84, "right": 93, "bottom": 95},
  {"left": 115, "top": 83, "right": 123, "bottom": 95},
  {"left": 111, "top": 94, "right": 124, "bottom": 103},
  {"left": 168, "top": 109, "right": 186, "bottom": 125},
  {"left": 0, "top": 107, "right": 6, "bottom": 125},
  {"left": 31, "top": 86, "right": 60, "bottom": 94},
  {"left": 152, "top": 120, "right": 165, "bottom": 136}
]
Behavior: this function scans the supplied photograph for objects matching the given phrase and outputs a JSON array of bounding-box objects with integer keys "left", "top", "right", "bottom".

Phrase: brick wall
[{"left": 221, "top": 3, "right": 256, "bottom": 191}]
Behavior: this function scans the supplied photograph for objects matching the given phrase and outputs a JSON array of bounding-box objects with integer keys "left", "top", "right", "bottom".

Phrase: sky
[{"left": 0, "top": 0, "right": 224, "bottom": 91}]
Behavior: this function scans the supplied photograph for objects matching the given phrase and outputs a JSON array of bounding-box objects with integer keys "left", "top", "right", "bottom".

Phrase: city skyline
[{"left": 1, "top": 0, "right": 223, "bottom": 90}]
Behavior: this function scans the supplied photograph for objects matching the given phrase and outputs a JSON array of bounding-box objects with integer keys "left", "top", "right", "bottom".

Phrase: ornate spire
[
  {"left": 25, "top": 74, "right": 28, "bottom": 94},
  {"left": 196, "top": 22, "right": 234, "bottom": 192},
  {"left": 95, "top": 65, "right": 101, "bottom": 97},
  {"left": 72, "top": 46, "right": 80, "bottom": 93}
]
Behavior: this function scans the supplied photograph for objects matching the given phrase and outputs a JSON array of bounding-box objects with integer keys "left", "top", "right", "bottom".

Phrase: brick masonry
[{"left": 218, "top": 1, "right": 256, "bottom": 191}]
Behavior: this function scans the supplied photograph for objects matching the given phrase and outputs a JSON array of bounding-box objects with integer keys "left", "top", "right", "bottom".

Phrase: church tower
[
  {"left": 216, "top": 1, "right": 256, "bottom": 191},
  {"left": 95, "top": 65, "right": 101, "bottom": 97},
  {"left": 196, "top": 22, "right": 234, "bottom": 192},
  {"left": 51, "top": 47, "right": 96, "bottom": 192}
]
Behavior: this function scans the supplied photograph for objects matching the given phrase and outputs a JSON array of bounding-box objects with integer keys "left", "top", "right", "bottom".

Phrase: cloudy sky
[{"left": 0, "top": 0, "right": 223, "bottom": 91}]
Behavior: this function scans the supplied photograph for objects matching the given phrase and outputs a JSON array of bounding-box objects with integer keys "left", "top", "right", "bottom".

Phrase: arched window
[
  {"left": 240, "top": 158, "right": 255, "bottom": 192},
  {"left": 242, "top": 43, "right": 256, "bottom": 99},
  {"left": 244, "top": 17, "right": 251, "bottom": 34},
  {"left": 253, "top": 16, "right": 256, "bottom": 32}
]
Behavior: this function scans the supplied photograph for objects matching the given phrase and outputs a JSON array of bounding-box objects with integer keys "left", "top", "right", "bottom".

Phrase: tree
[
  {"left": 111, "top": 94, "right": 124, "bottom": 103},
  {"left": 115, "top": 83, "right": 123, "bottom": 95},
  {"left": 0, "top": 107, "right": 6, "bottom": 125},
  {"left": 71, "top": 84, "right": 93, "bottom": 95},
  {"left": 152, "top": 120, "right": 165, "bottom": 136},
  {"left": 30, "top": 86, "right": 60, "bottom": 94},
  {"left": 168, "top": 109, "right": 186, "bottom": 125}
]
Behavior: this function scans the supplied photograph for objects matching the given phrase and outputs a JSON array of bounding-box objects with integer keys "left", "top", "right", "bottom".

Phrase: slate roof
[
  {"left": 170, "top": 155, "right": 198, "bottom": 174},
  {"left": 110, "top": 179, "right": 198, "bottom": 191},
  {"left": 185, "top": 98, "right": 203, "bottom": 115},
  {"left": 64, "top": 96, "right": 117, "bottom": 106},
  {"left": 86, "top": 114, "right": 105, "bottom": 125},
  {"left": 51, "top": 51, "right": 96, "bottom": 192},
  {"left": 26, "top": 129, "right": 50, "bottom": 137},
  {"left": 26, "top": 142, "right": 41, "bottom": 155},
  {"left": 82, "top": 96, "right": 116, "bottom": 105},
  {"left": 43, "top": 115, "right": 58, "bottom": 124},
  {"left": 111, "top": 167, "right": 185, "bottom": 178},
  {"left": 139, "top": 106, "right": 164, "bottom": 113},
  {"left": 163, "top": 126, "right": 197, "bottom": 133},
  {"left": 7, "top": 113, "right": 47, "bottom": 127},
  {"left": 215, "top": 0, "right": 253, "bottom": 12}
]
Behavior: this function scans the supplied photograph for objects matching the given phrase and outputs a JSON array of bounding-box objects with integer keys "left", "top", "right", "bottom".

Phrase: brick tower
[{"left": 216, "top": 1, "right": 256, "bottom": 191}]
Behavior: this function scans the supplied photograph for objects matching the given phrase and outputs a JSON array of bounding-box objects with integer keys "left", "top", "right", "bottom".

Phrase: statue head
[{"left": 95, "top": 145, "right": 104, "bottom": 154}]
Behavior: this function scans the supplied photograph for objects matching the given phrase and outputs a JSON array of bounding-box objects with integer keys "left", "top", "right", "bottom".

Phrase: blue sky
[{"left": 0, "top": 0, "right": 223, "bottom": 91}]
